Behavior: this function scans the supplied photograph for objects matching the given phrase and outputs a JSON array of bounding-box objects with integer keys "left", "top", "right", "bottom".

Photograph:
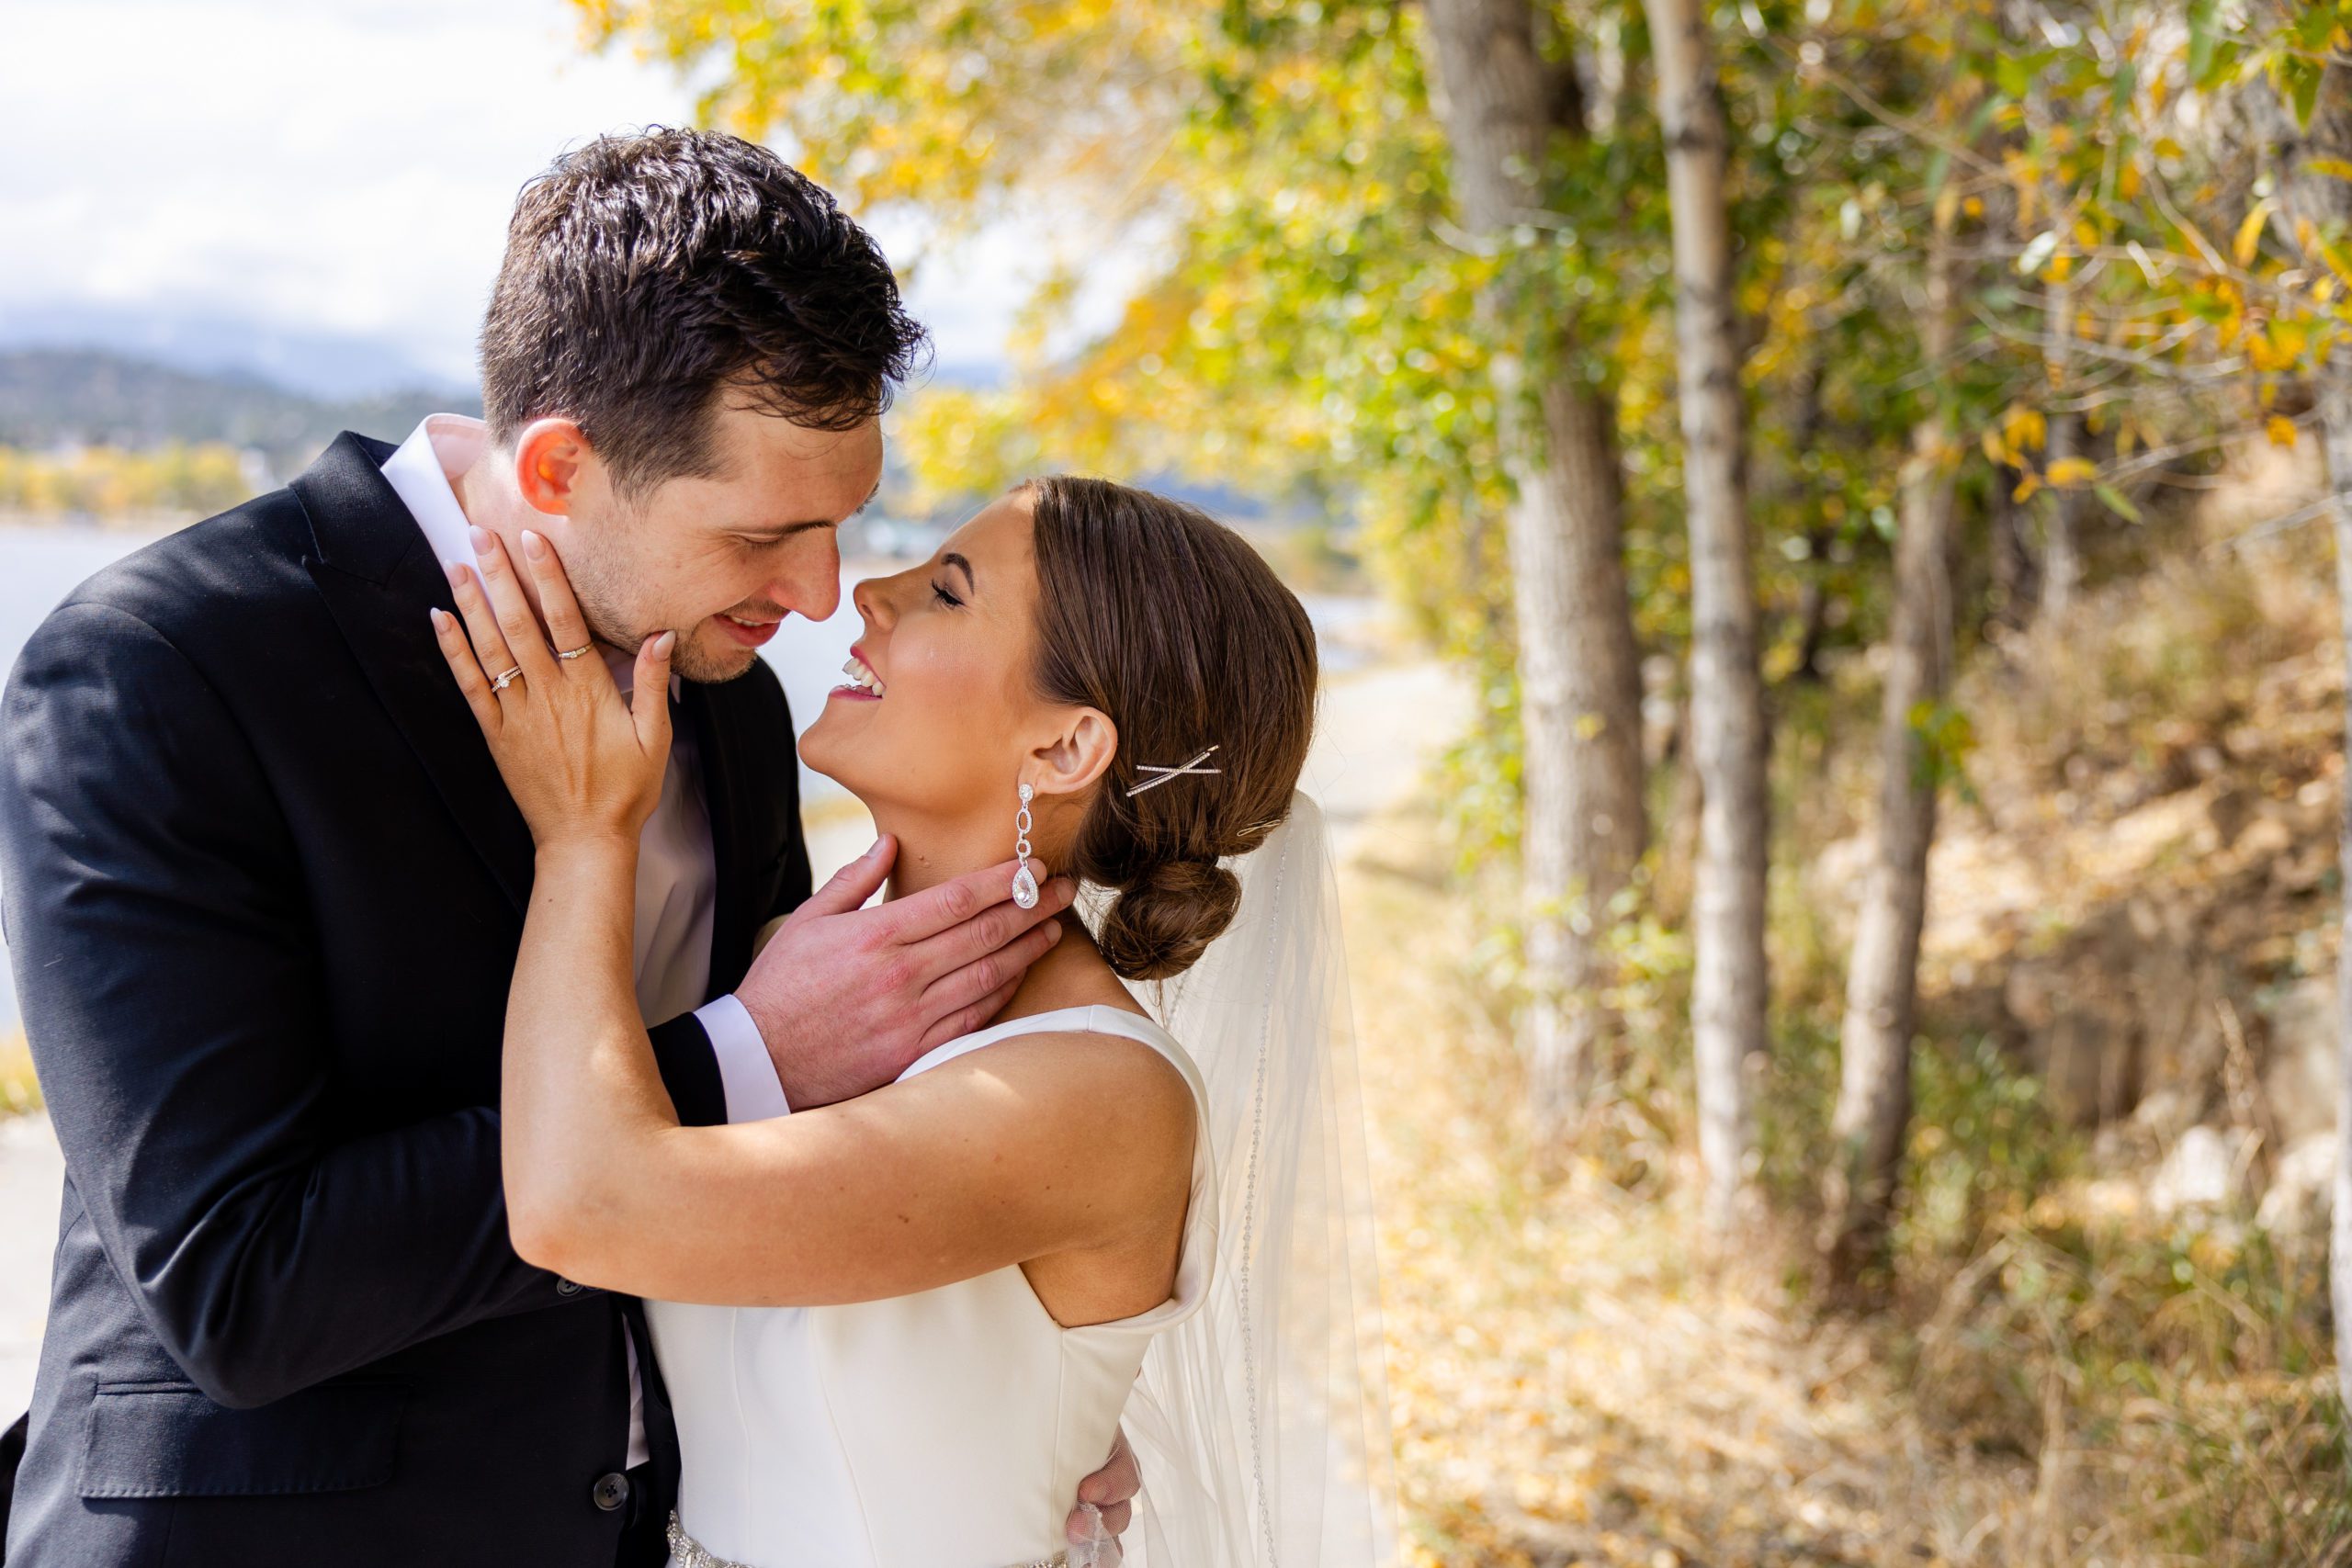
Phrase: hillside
[{"left": 0, "top": 349, "right": 476, "bottom": 474}]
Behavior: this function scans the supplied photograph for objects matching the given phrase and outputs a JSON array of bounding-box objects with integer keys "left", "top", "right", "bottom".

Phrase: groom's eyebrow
[{"left": 741, "top": 483, "right": 881, "bottom": 539}]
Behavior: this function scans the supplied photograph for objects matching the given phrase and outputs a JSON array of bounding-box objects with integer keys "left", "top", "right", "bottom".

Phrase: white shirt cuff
[{"left": 696, "top": 993, "right": 791, "bottom": 1123}]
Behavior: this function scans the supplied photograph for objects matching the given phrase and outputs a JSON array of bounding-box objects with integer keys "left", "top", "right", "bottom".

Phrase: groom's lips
[{"left": 714, "top": 613, "right": 782, "bottom": 649}]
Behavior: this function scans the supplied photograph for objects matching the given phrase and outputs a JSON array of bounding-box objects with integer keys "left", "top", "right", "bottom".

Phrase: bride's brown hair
[{"left": 1023, "top": 477, "right": 1318, "bottom": 980}]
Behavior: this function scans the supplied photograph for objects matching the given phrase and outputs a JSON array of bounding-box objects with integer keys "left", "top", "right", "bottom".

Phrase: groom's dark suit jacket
[{"left": 0, "top": 434, "right": 812, "bottom": 1567}]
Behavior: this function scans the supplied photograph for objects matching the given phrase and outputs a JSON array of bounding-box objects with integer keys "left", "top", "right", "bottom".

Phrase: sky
[{"left": 0, "top": 0, "right": 1115, "bottom": 392}]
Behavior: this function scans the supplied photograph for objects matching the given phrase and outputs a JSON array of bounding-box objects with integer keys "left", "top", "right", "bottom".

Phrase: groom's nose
[{"left": 763, "top": 536, "right": 843, "bottom": 621}]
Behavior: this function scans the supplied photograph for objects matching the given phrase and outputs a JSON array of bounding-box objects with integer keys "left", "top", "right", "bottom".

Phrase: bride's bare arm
[{"left": 432, "top": 528, "right": 1193, "bottom": 1310}]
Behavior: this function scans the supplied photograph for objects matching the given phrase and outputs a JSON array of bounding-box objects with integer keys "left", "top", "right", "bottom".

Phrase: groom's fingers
[
  {"left": 917, "top": 971, "right": 1027, "bottom": 1055},
  {"left": 915, "top": 919, "right": 1066, "bottom": 1048},
  {"left": 797, "top": 837, "right": 896, "bottom": 919},
  {"left": 903, "top": 871, "right": 1076, "bottom": 990},
  {"left": 888, "top": 859, "right": 1072, "bottom": 953}
]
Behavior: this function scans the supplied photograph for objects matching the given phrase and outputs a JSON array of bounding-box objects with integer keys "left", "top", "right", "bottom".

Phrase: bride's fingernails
[
  {"left": 468, "top": 525, "right": 492, "bottom": 555},
  {"left": 650, "top": 631, "right": 677, "bottom": 658},
  {"left": 521, "top": 530, "right": 549, "bottom": 560},
  {"left": 428, "top": 608, "right": 447, "bottom": 632}
]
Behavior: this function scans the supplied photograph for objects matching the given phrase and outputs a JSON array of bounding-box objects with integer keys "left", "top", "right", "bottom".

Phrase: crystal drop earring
[{"left": 1011, "top": 783, "right": 1040, "bottom": 908}]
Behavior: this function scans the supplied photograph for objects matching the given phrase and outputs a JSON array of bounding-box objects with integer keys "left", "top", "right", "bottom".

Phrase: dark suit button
[
  {"left": 557, "top": 1279, "right": 583, "bottom": 1297},
  {"left": 592, "top": 1472, "right": 630, "bottom": 1512}
]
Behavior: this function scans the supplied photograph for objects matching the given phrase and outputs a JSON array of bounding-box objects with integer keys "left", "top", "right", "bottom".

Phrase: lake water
[{"left": 0, "top": 523, "right": 1376, "bottom": 1035}]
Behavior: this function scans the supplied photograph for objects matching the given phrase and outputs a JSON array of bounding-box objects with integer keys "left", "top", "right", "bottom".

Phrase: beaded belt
[{"left": 667, "top": 1512, "right": 1069, "bottom": 1568}]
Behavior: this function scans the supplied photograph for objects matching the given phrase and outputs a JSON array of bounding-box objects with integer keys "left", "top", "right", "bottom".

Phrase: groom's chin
[{"left": 670, "top": 632, "right": 765, "bottom": 685}]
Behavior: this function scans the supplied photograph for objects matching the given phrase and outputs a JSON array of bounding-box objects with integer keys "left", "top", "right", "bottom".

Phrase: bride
[{"left": 429, "top": 475, "right": 1390, "bottom": 1568}]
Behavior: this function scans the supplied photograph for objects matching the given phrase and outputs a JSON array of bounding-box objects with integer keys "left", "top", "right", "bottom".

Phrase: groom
[{"left": 0, "top": 130, "right": 1135, "bottom": 1566}]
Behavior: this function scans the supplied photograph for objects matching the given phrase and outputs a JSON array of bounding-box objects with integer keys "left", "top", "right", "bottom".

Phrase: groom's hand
[
  {"left": 732, "top": 835, "right": 1077, "bottom": 1108},
  {"left": 1068, "top": 1427, "right": 1140, "bottom": 1562}
]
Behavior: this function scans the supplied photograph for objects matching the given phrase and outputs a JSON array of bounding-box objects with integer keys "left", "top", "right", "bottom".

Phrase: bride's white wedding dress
[{"left": 646, "top": 1005, "right": 1216, "bottom": 1568}]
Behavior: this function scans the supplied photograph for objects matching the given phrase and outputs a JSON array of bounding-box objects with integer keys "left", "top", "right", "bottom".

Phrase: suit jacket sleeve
[
  {"left": 0, "top": 603, "right": 582, "bottom": 1410},
  {"left": 646, "top": 1013, "right": 725, "bottom": 1127}
]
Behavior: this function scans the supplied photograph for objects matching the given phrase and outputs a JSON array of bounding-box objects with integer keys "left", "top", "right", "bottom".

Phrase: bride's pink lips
[
  {"left": 714, "top": 613, "right": 782, "bottom": 649},
  {"left": 831, "top": 641, "right": 883, "bottom": 704}
]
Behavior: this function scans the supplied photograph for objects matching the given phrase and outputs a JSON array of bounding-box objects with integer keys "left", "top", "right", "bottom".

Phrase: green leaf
[
  {"left": 2093, "top": 482, "right": 2143, "bottom": 525},
  {"left": 2187, "top": 0, "right": 2220, "bottom": 84},
  {"left": 2287, "top": 57, "right": 2323, "bottom": 130}
]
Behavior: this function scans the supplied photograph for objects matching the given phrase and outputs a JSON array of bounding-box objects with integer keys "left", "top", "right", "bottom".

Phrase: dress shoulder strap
[{"left": 894, "top": 1006, "right": 1201, "bottom": 1098}]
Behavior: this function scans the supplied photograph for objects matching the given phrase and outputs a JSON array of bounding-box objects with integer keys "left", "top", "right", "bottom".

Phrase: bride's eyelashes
[{"left": 930, "top": 579, "right": 965, "bottom": 609}]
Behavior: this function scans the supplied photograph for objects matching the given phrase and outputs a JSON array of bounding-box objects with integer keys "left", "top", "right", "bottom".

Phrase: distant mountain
[
  {"left": 0, "top": 349, "right": 476, "bottom": 475},
  {"left": 0, "top": 302, "right": 470, "bottom": 402}
]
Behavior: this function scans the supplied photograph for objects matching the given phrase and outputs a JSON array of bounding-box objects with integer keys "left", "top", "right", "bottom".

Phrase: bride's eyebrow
[{"left": 940, "top": 552, "right": 977, "bottom": 594}]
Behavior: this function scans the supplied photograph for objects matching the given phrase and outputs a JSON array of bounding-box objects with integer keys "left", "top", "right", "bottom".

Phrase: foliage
[
  {"left": 0, "top": 1033, "right": 38, "bottom": 1117},
  {"left": 0, "top": 442, "right": 253, "bottom": 520}
]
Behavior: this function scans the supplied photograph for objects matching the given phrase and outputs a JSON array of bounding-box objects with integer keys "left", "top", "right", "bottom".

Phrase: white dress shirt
[{"left": 382, "top": 414, "right": 791, "bottom": 1468}]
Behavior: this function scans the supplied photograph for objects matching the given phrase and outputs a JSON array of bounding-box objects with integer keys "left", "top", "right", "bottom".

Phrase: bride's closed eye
[{"left": 930, "top": 579, "right": 965, "bottom": 609}]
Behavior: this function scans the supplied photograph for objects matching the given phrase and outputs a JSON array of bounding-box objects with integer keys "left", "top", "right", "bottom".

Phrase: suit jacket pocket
[{"left": 79, "top": 1380, "right": 405, "bottom": 1498}]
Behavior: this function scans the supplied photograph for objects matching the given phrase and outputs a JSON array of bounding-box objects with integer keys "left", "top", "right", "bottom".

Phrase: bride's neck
[{"left": 868, "top": 806, "right": 1038, "bottom": 900}]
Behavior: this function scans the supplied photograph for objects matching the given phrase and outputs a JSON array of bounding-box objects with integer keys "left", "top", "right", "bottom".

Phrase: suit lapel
[
  {"left": 683, "top": 677, "right": 757, "bottom": 997},
  {"left": 294, "top": 434, "right": 537, "bottom": 916}
]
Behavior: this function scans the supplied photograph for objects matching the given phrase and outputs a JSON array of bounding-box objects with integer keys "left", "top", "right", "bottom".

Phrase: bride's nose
[{"left": 851, "top": 577, "right": 890, "bottom": 631}]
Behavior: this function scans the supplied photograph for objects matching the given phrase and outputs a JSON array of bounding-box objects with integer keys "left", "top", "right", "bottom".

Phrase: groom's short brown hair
[{"left": 480, "top": 127, "right": 927, "bottom": 494}]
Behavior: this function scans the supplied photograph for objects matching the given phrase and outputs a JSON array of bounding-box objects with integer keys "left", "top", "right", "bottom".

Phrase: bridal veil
[{"left": 1115, "top": 792, "right": 1396, "bottom": 1567}]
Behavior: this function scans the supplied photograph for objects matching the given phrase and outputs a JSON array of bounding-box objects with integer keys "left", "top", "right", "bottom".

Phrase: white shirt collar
[
  {"left": 381, "top": 414, "right": 673, "bottom": 700},
  {"left": 382, "top": 413, "right": 488, "bottom": 578}
]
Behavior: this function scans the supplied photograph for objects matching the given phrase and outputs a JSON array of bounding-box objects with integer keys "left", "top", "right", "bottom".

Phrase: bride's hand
[{"left": 431, "top": 526, "right": 673, "bottom": 851}]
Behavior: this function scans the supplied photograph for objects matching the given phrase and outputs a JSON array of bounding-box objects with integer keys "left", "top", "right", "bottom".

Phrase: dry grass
[
  {"left": 1344, "top": 798, "right": 2350, "bottom": 1568},
  {"left": 0, "top": 1031, "right": 38, "bottom": 1115}
]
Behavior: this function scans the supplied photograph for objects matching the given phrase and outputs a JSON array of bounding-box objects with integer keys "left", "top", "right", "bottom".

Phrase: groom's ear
[
  {"left": 513, "top": 420, "right": 596, "bottom": 517},
  {"left": 1031, "top": 709, "right": 1117, "bottom": 799}
]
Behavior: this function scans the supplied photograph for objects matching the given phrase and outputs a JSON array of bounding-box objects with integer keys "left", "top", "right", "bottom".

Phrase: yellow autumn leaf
[
  {"left": 1980, "top": 427, "right": 2012, "bottom": 466},
  {"left": 2233, "top": 201, "right": 2274, "bottom": 268},
  {"left": 2002, "top": 403, "right": 2048, "bottom": 454},
  {"left": 2013, "top": 471, "right": 2042, "bottom": 503},
  {"left": 2267, "top": 415, "right": 2300, "bottom": 448},
  {"left": 2046, "top": 457, "right": 2098, "bottom": 488}
]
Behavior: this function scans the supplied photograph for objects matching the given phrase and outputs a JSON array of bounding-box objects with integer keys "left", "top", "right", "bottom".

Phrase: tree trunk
[
  {"left": 1420, "top": 0, "right": 1648, "bottom": 1146},
  {"left": 1642, "top": 0, "right": 1767, "bottom": 1235},
  {"left": 2265, "top": 57, "right": 2352, "bottom": 1421},
  {"left": 2318, "top": 372, "right": 2352, "bottom": 1422},
  {"left": 1821, "top": 219, "right": 1961, "bottom": 1284}
]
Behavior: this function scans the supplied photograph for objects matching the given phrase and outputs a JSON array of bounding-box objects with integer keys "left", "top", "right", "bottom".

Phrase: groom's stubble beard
[{"left": 560, "top": 520, "right": 770, "bottom": 685}]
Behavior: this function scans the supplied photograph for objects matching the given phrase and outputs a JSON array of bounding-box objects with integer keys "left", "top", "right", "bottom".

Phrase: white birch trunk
[
  {"left": 2265, "top": 57, "right": 2352, "bottom": 1419},
  {"left": 1822, "top": 222, "right": 1960, "bottom": 1280},
  {"left": 1641, "top": 0, "right": 1767, "bottom": 1234},
  {"left": 1420, "top": 0, "right": 1648, "bottom": 1147}
]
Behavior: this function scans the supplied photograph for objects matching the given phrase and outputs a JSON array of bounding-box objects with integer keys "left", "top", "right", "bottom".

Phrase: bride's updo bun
[{"left": 1025, "top": 476, "right": 1317, "bottom": 982}]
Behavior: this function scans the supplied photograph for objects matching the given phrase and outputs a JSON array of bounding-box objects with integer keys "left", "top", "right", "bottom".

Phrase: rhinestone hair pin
[{"left": 1125, "top": 745, "right": 1221, "bottom": 798}]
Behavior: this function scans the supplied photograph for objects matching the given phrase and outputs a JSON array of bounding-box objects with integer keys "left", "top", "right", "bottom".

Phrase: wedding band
[
  {"left": 555, "top": 645, "right": 593, "bottom": 661},
  {"left": 490, "top": 666, "right": 525, "bottom": 693}
]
